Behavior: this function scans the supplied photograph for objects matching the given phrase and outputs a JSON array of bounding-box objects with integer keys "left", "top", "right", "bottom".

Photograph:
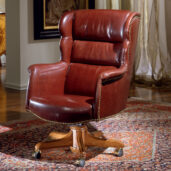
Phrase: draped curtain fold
[{"left": 95, "top": 0, "right": 171, "bottom": 85}]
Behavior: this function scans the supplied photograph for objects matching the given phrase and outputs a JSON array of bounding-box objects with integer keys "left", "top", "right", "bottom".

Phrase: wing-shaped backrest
[{"left": 59, "top": 10, "right": 140, "bottom": 96}]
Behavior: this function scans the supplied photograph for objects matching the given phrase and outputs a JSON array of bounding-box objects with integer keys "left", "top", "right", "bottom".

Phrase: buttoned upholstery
[{"left": 26, "top": 10, "right": 140, "bottom": 123}]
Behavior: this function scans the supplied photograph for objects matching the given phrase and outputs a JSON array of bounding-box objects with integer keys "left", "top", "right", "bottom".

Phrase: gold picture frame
[
  {"left": 34, "top": 0, "right": 94, "bottom": 39},
  {"left": 43, "top": 0, "right": 89, "bottom": 30}
]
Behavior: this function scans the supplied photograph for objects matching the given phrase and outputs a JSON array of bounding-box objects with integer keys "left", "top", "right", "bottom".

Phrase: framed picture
[{"left": 34, "top": 0, "right": 95, "bottom": 40}]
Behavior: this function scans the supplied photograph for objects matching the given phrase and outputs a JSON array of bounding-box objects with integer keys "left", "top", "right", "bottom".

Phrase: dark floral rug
[{"left": 0, "top": 98, "right": 170, "bottom": 170}]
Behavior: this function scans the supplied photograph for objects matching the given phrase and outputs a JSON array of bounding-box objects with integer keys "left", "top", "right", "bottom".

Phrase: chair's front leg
[
  {"left": 35, "top": 130, "right": 73, "bottom": 152},
  {"left": 91, "top": 131, "right": 106, "bottom": 139},
  {"left": 85, "top": 130, "right": 124, "bottom": 157},
  {"left": 85, "top": 133, "right": 124, "bottom": 149}
]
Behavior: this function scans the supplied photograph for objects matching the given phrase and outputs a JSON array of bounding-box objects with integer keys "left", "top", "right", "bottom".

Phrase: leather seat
[{"left": 29, "top": 95, "right": 94, "bottom": 123}]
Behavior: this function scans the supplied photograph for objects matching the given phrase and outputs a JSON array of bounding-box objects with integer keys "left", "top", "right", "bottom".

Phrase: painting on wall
[{"left": 34, "top": 0, "right": 95, "bottom": 40}]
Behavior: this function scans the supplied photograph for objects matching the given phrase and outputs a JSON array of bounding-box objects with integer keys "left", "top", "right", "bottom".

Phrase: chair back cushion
[
  {"left": 71, "top": 10, "right": 131, "bottom": 66},
  {"left": 71, "top": 40, "right": 123, "bottom": 67},
  {"left": 73, "top": 10, "right": 130, "bottom": 42},
  {"left": 60, "top": 10, "right": 132, "bottom": 66},
  {"left": 60, "top": 10, "right": 134, "bottom": 96}
]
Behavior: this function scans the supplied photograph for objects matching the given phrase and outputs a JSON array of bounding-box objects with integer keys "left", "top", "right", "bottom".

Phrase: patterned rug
[{"left": 0, "top": 98, "right": 170, "bottom": 170}]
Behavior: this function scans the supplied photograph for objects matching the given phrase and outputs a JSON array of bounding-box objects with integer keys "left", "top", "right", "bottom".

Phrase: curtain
[
  {"left": 95, "top": 0, "right": 120, "bottom": 10},
  {"left": 95, "top": 0, "right": 171, "bottom": 85}
]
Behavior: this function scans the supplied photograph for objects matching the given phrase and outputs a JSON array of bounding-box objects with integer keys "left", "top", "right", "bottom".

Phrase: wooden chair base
[{"left": 34, "top": 125, "right": 124, "bottom": 164}]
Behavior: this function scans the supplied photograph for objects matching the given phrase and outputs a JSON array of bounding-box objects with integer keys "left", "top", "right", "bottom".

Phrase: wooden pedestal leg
[
  {"left": 85, "top": 128, "right": 124, "bottom": 156},
  {"left": 85, "top": 131, "right": 124, "bottom": 149},
  {"left": 35, "top": 130, "right": 73, "bottom": 151},
  {"left": 48, "top": 131, "right": 71, "bottom": 140},
  {"left": 33, "top": 125, "right": 124, "bottom": 163},
  {"left": 91, "top": 131, "right": 105, "bottom": 139}
]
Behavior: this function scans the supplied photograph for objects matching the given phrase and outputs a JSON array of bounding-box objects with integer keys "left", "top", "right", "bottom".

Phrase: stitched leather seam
[
  {"left": 26, "top": 108, "right": 126, "bottom": 125},
  {"left": 26, "top": 109, "right": 99, "bottom": 125},
  {"left": 128, "top": 16, "right": 140, "bottom": 66},
  {"left": 97, "top": 80, "right": 102, "bottom": 120},
  {"left": 129, "top": 16, "right": 140, "bottom": 41}
]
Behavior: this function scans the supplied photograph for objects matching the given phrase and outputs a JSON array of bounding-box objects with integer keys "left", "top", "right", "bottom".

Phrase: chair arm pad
[
  {"left": 99, "top": 64, "right": 127, "bottom": 84},
  {"left": 93, "top": 63, "right": 128, "bottom": 119},
  {"left": 26, "top": 62, "right": 68, "bottom": 109}
]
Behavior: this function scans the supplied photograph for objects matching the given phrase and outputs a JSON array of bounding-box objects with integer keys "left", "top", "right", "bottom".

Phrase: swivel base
[{"left": 34, "top": 125, "right": 124, "bottom": 167}]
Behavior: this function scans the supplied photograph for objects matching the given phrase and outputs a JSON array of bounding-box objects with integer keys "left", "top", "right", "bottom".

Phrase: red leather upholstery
[
  {"left": 29, "top": 95, "right": 94, "bottom": 123},
  {"left": 71, "top": 41, "right": 122, "bottom": 66},
  {"left": 65, "top": 63, "right": 117, "bottom": 97},
  {"left": 26, "top": 10, "right": 140, "bottom": 123},
  {"left": 73, "top": 10, "right": 131, "bottom": 42}
]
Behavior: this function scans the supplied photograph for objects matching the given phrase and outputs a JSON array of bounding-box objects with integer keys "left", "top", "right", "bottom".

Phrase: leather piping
[
  {"left": 26, "top": 108, "right": 126, "bottom": 125},
  {"left": 97, "top": 79, "right": 102, "bottom": 120}
]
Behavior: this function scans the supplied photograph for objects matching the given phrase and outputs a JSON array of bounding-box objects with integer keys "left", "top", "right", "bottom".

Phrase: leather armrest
[
  {"left": 26, "top": 61, "right": 69, "bottom": 109},
  {"left": 100, "top": 64, "right": 127, "bottom": 85},
  {"left": 99, "top": 39, "right": 129, "bottom": 85},
  {"left": 92, "top": 14, "right": 140, "bottom": 120},
  {"left": 93, "top": 40, "right": 130, "bottom": 120},
  {"left": 100, "top": 64, "right": 127, "bottom": 80}
]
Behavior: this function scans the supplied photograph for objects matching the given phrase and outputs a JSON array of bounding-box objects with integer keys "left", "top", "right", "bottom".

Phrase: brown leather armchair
[{"left": 26, "top": 9, "right": 140, "bottom": 166}]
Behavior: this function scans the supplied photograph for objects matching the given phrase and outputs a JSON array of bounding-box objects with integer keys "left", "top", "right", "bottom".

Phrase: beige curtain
[
  {"left": 95, "top": 0, "right": 171, "bottom": 84},
  {"left": 95, "top": 0, "right": 120, "bottom": 9}
]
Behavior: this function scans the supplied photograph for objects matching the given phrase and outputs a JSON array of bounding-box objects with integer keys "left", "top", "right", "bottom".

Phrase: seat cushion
[{"left": 29, "top": 95, "right": 94, "bottom": 123}]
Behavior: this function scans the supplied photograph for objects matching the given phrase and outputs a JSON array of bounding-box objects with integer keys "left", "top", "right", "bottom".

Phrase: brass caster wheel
[
  {"left": 33, "top": 151, "right": 41, "bottom": 159},
  {"left": 75, "top": 159, "right": 85, "bottom": 167},
  {"left": 114, "top": 148, "right": 123, "bottom": 157}
]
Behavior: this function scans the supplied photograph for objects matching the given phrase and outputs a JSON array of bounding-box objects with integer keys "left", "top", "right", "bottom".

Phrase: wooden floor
[{"left": 0, "top": 66, "right": 171, "bottom": 123}]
